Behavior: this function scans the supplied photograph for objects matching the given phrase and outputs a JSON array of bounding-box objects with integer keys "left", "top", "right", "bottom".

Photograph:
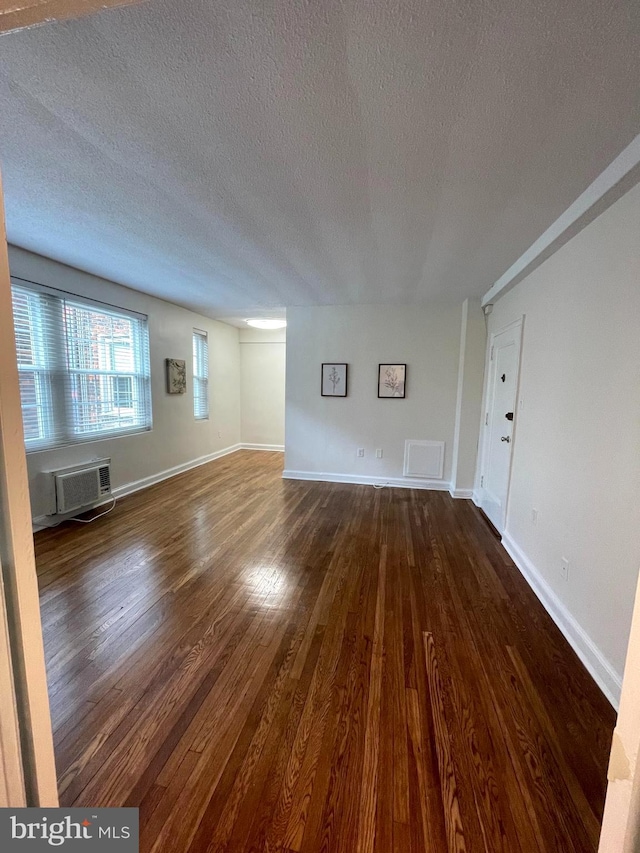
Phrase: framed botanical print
[
  {"left": 378, "top": 364, "right": 406, "bottom": 398},
  {"left": 321, "top": 363, "right": 348, "bottom": 397}
]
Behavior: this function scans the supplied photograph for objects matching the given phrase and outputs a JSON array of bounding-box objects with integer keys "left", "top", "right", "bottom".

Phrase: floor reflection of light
[
  {"left": 47, "top": 541, "right": 158, "bottom": 666},
  {"left": 191, "top": 507, "right": 212, "bottom": 554},
  {"left": 245, "top": 564, "right": 290, "bottom": 609}
]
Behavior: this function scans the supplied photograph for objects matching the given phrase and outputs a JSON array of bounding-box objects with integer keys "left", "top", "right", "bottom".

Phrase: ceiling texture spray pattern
[{"left": 0, "top": 0, "right": 639, "bottom": 319}]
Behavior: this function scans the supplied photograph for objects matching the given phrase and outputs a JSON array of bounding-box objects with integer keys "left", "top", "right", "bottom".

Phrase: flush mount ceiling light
[{"left": 245, "top": 318, "right": 287, "bottom": 329}]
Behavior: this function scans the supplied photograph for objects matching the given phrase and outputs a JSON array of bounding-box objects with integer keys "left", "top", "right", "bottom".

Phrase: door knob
[{"left": 501, "top": 436, "right": 511, "bottom": 443}]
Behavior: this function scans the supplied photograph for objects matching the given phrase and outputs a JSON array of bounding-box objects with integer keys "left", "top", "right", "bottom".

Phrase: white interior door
[{"left": 480, "top": 319, "right": 522, "bottom": 533}]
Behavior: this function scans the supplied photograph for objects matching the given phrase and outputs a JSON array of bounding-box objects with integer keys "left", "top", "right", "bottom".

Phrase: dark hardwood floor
[{"left": 34, "top": 450, "right": 615, "bottom": 852}]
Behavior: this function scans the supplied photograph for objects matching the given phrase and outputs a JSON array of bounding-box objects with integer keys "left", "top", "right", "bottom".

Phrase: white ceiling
[{"left": 0, "top": 0, "right": 639, "bottom": 320}]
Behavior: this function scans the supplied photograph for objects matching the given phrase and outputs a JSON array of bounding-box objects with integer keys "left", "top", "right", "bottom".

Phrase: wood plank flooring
[{"left": 34, "top": 450, "right": 615, "bottom": 852}]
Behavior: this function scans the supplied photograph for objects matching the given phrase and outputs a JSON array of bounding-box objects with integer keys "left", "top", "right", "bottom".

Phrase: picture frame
[
  {"left": 166, "top": 358, "right": 187, "bottom": 394},
  {"left": 321, "top": 363, "right": 348, "bottom": 397},
  {"left": 378, "top": 363, "right": 406, "bottom": 398}
]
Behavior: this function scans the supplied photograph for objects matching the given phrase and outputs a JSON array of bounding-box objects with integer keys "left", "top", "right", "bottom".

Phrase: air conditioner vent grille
[
  {"left": 98, "top": 465, "right": 111, "bottom": 493},
  {"left": 53, "top": 462, "right": 112, "bottom": 514}
]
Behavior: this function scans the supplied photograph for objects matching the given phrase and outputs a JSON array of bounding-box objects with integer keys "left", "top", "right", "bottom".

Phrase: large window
[
  {"left": 193, "top": 329, "right": 209, "bottom": 420},
  {"left": 11, "top": 280, "right": 152, "bottom": 451}
]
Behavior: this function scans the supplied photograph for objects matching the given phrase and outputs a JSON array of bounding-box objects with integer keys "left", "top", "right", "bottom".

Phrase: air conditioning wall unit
[{"left": 48, "top": 458, "right": 112, "bottom": 515}]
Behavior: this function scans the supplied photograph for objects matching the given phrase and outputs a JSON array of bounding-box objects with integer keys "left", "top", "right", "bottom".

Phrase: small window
[
  {"left": 11, "top": 280, "right": 152, "bottom": 451},
  {"left": 193, "top": 330, "right": 209, "bottom": 419}
]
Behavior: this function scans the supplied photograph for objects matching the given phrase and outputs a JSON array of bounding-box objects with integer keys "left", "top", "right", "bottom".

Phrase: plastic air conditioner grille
[
  {"left": 99, "top": 465, "right": 111, "bottom": 494},
  {"left": 52, "top": 460, "right": 112, "bottom": 515},
  {"left": 59, "top": 470, "right": 101, "bottom": 512}
]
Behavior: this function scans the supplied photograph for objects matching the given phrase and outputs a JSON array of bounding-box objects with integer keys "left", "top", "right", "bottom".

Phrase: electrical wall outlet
[
  {"left": 357, "top": 448, "right": 365, "bottom": 458},
  {"left": 561, "top": 557, "right": 569, "bottom": 582},
  {"left": 375, "top": 448, "right": 383, "bottom": 458},
  {"left": 531, "top": 508, "right": 538, "bottom": 524}
]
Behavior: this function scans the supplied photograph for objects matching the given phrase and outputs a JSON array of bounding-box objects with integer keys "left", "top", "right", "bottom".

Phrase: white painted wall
[
  {"left": 284, "top": 303, "right": 466, "bottom": 486},
  {"left": 479, "top": 182, "right": 640, "bottom": 702},
  {"left": 240, "top": 328, "right": 285, "bottom": 449},
  {"left": 450, "top": 298, "right": 486, "bottom": 495},
  {"left": 9, "top": 247, "right": 242, "bottom": 521}
]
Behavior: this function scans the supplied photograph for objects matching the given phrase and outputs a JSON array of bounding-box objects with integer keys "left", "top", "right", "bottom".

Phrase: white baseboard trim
[
  {"left": 501, "top": 532, "right": 622, "bottom": 709},
  {"left": 33, "top": 443, "right": 243, "bottom": 531},
  {"left": 449, "top": 488, "right": 474, "bottom": 499},
  {"left": 282, "top": 469, "right": 451, "bottom": 491},
  {"left": 111, "top": 443, "right": 243, "bottom": 500},
  {"left": 472, "top": 490, "right": 482, "bottom": 507},
  {"left": 240, "top": 443, "right": 284, "bottom": 452}
]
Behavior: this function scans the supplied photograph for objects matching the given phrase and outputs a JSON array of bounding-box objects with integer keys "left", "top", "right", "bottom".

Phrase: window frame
[
  {"left": 192, "top": 329, "right": 209, "bottom": 421},
  {"left": 11, "top": 277, "right": 152, "bottom": 452}
]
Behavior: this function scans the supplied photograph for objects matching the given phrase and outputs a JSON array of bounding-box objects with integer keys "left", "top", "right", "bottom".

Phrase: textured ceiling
[{"left": 0, "top": 0, "right": 639, "bottom": 320}]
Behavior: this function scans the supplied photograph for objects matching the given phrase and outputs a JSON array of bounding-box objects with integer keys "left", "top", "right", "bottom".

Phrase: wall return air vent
[{"left": 403, "top": 440, "right": 445, "bottom": 479}]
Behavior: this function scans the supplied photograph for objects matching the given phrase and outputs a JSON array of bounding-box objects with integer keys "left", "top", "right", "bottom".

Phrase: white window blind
[
  {"left": 11, "top": 279, "right": 152, "bottom": 451},
  {"left": 193, "top": 330, "right": 209, "bottom": 420}
]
